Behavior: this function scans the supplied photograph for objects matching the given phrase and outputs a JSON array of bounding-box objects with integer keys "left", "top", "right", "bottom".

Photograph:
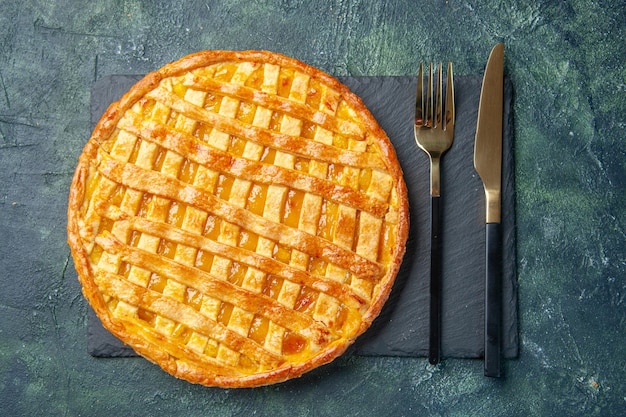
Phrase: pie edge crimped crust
[{"left": 67, "top": 50, "right": 409, "bottom": 388}]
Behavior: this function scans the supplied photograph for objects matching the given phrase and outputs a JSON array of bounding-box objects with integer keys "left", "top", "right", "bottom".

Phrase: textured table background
[{"left": 1, "top": 1, "right": 625, "bottom": 416}]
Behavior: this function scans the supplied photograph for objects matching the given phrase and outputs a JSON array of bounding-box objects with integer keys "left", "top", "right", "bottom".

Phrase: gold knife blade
[
  {"left": 474, "top": 43, "right": 504, "bottom": 378},
  {"left": 474, "top": 43, "right": 504, "bottom": 223}
]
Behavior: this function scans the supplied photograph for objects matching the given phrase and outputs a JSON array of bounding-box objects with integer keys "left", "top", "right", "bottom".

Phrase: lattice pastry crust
[{"left": 68, "top": 50, "right": 408, "bottom": 387}]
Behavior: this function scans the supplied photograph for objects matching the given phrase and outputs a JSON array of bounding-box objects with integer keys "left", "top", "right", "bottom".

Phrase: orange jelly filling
[{"left": 282, "top": 331, "right": 306, "bottom": 355}]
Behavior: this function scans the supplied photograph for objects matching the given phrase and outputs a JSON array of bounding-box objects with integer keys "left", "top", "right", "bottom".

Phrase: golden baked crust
[{"left": 68, "top": 50, "right": 408, "bottom": 388}]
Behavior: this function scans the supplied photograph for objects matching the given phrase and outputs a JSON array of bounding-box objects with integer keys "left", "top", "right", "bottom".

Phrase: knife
[{"left": 474, "top": 43, "right": 504, "bottom": 378}]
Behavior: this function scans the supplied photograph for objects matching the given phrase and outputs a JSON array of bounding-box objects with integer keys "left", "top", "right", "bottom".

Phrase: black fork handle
[{"left": 429, "top": 195, "right": 442, "bottom": 365}]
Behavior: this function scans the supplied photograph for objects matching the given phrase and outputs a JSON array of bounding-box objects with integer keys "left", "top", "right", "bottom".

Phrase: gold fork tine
[
  {"left": 445, "top": 62, "right": 455, "bottom": 131},
  {"left": 415, "top": 63, "right": 424, "bottom": 126},
  {"left": 435, "top": 62, "right": 443, "bottom": 128},
  {"left": 426, "top": 63, "right": 434, "bottom": 127}
]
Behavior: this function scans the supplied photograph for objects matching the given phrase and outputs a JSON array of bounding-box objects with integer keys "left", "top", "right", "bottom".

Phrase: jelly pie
[{"left": 67, "top": 50, "right": 408, "bottom": 387}]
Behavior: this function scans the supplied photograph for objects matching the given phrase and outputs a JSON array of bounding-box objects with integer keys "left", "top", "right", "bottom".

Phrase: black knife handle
[
  {"left": 429, "top": 195, "right": 442, "bottom": 365},
  {"left": 484, "top": 222, "right": 502, "bottom": 377}
]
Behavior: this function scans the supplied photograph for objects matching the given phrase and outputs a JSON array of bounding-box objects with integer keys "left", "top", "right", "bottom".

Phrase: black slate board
[{"left": 87, "top": 74, "right": 517, "bottom": 360}]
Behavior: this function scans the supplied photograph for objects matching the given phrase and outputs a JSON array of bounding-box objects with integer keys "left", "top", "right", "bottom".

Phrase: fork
[{"left": 414, "top": 62, "right": 455, "bottom": 365}]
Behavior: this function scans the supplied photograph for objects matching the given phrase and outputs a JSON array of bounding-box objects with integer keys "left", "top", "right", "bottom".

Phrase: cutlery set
[{"left": 414, "top": 43, "right": 505, "bottom": 377}]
